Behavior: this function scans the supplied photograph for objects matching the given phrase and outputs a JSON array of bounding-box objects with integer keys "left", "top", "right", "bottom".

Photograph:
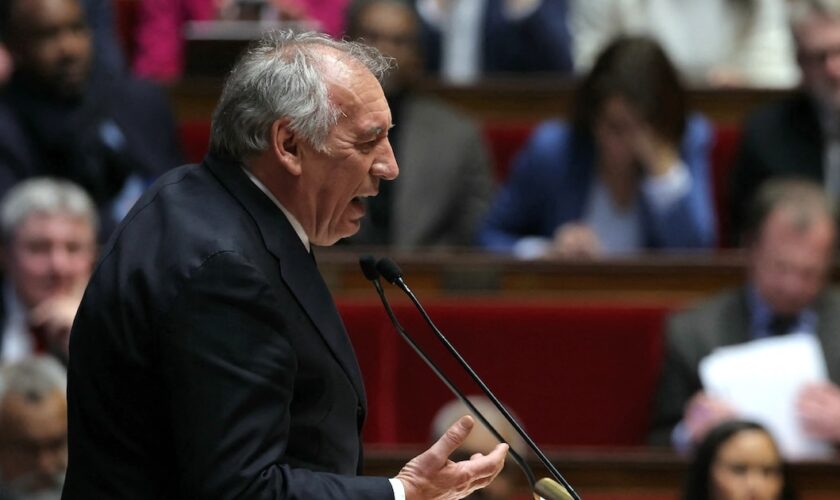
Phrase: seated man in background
[
  {"left": 0, "top": 356, "right": 68, "bottom": 500},
  {"left": 0, "top": 179, "right": 98, "bottom": 365},
  {"left": 479, "top": 36, "right": 715, "bottom": 258},
  {"left": 649, "top": 179, "right": 840, "bottom": 454},
  {"left": 730, "top": 0, "right": 840, "bottom": 242},
  {"left": 0, "top": 0, "right": 181, "bottom": 236},
  {"left": 431, "top": 397, "right": 526, "bottom": 499},
  {"left": 345, "top": 0, "right": 494, "bottom": 248}
]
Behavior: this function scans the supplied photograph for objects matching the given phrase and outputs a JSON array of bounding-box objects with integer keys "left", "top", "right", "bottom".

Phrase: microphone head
[
  {"left": 358, "top": 255, "right": 380, "bottom": 282},
  {"left": 534, "top": 478, "right": 574, "bottom": 500},
  {"left": 376, "top": 257, "right": 404, "bottom": 284}
]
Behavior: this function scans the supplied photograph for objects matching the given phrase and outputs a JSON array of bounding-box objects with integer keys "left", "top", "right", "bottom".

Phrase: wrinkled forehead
[{"left": 317, "top": 50, "right": 377, "bottom": 106}]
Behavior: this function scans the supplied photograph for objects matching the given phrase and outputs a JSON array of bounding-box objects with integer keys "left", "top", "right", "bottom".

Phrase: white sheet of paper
[{"left": 699, "top": 332, "right": 833, "bottom": 460}]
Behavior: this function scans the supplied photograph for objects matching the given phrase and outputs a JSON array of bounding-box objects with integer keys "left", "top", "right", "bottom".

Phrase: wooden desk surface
[
  {"left": 317, "top": 248, "right": 749, "bottom": 302},
  {"left": 363, "top": 447, "right": 840, "bottom": 498},
  {"left": 170, "top": 77, "right": 789, "bottom": 125}
]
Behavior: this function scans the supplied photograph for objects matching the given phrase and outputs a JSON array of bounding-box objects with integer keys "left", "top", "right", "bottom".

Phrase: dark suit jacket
[
  {"left": 0, "top": 75, "right": 182, "bottom": 236},
  {"left": 421, "top": 0, "right": 573, "bottom": 76},
  {"left": 62, "top": 155, "right": 392, "bottom": 498},
  {"left": 728, "top": 92, "right": 824, "bottom": 241},
  {"left": 648, "top": 288, "right": 840, "bottom": 446}
]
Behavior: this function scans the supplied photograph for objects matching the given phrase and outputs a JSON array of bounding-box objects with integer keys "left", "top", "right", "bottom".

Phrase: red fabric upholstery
[
  {"left": 114, "top": 0, "right": 139, "bottom": 60},
  {"left": 339, "top": 298, "right": 673, "bottom": 447},
  {"left": 710, "top": 125, "right": 743, "bottom": 246},
  {"left": 178, "top": 120, "right": 212, "bottom": 164},
  {"left": 481, "top": 122, "right": 536, "bottom": 182}
]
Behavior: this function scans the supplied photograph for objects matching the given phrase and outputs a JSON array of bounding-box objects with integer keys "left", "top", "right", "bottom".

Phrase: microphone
[
  {"left": 358, "top": 256, "right": 538, "bottom": 489},
  {"left": 373, "top": 257, "right": 580, "bottom": 500}
]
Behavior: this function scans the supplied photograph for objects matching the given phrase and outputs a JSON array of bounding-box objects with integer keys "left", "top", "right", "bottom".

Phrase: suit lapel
[
  {"left": 204, "top": 155, "right": 367, "bottom": 406},
  {"left": 719, "top": 289, "right": 752, "bottom": 346},
  {"left": 815, "top": 290, "right": 840, "bottom": 384}
]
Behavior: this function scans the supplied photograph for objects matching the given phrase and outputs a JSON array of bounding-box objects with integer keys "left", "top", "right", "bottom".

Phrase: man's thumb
[{"left": 432, "top": 415, "right": 475, "bottom": 458}]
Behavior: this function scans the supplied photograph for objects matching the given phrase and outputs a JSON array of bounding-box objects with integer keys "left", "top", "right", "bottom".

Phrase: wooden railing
[
  {"left": 318, "top": 248, "right": 749, "bottom": 302},
  {"left": 363, "top": 447, "right": 840, "bottom": 499},
  {"left": 170, "top": 76, "right": 790, "bottom": 125}
]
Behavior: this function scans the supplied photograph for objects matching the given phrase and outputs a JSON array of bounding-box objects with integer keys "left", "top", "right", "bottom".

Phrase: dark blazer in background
[
  {"left": 63, "top": 155, "right": 392, "bottom": 498},
  {"left": 728, "top": 92, "right": 824, "bottom": 241},
  {"left": 648, "top": 288, "right": 840, "bottom": 446}
]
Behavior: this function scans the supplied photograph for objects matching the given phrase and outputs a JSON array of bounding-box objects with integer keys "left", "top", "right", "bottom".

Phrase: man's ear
[{"left": 271, "top": 119, "right": 303, "bottom": 176}]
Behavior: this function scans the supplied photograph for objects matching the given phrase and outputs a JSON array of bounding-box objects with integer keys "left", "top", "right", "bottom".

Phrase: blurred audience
[
  {"left": 0, "top": 179, "right": 97, "bottom": 365},
  {"left": 0, "top": 0, "right": 124, "bottom": 88},
  {"left": 730, "top": 0, "right": 840, "bottom": 242},
  {"left": 76, "top": 0, "right": 125, "bottom": 77},
  {"left": 0, "top": 0, "right": 181, "bottom": 235},
  {"left": 345, "top": 0, "right": 493, "bottom": 248},
  {"left": 0, "top": 356, "right": 67, "bottom": 500},
  {"left": 571, "top": 0, "right": 797, "bottom": 88},
  {"left": 683, "top": 420, "right": 796, "bottom": 500},
  {"left": 649, "top": 179, "right": 840, "bottom": 454},
  {"left": 478, "top": 36, "right": 715, "bottom": 258},
  {"left": 431, "top": 397, "right": 526, "bottom": 499},
  {"left": 415, "top": 0, "right": 573, "bottom": 84},
  {"left": 133, "top": 0, "right": 349, "bottom": 83}
]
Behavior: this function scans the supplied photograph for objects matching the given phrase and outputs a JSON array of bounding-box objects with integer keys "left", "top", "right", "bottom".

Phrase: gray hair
[
  {"left": 789, "top": 0, "right": 840, "bottom": 26},
  {"left": 0, "top": 356, "right": 66, "bottom": 408},
  {"left": 0, "top": 178, "right": 99, "bottom": 244},
  {"left": 743, "top": 178, "right": 835, "bottom": 244},
  {"left": 210, "top": 29, "right": 393, "bottom": 159}
]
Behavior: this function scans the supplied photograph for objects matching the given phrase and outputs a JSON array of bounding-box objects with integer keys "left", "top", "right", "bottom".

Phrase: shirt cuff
[
  {"left": 390, "top": 477, "right": 406, "bottom": 500},
  {"left": 512, "top": 236, "right": 551, "bottom": 259},
  {"left": 671, "top": 420, "right": 693, "bottom": 455},
  {"left": 641, "top": 161, "right": 692, "bottom": 211}
]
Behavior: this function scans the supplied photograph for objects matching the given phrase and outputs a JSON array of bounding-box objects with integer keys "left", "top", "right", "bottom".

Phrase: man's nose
[
  {"left": 372, "top": 139, "right": 399, "bottom": 181},
  {"left": 48, "top": 248, "right": 72, "bottom": 274},
  {"left": 58, "top": 29, "right": 89, "bottom": 60}
]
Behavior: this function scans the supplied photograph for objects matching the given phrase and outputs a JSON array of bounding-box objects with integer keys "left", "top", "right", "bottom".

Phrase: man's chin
[{"left": 312, "top": 223, "right": 361, "bottom": 247}]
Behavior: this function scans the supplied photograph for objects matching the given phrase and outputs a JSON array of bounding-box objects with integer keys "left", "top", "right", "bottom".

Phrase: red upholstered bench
[{"left": 338, "top": 298, "right": 674, "bottom": 448}]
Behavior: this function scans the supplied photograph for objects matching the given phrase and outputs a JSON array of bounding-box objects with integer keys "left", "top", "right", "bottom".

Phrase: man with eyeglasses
[{"left": 729, "top": 0, "right": 840, "bottom": 244}]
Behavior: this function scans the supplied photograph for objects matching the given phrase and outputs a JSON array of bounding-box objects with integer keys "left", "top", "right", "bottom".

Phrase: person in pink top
[{"left": 132, "top": 0, "right": 348, "bottom": 83}]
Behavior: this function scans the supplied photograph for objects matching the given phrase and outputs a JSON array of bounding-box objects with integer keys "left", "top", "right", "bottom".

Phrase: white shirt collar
[
  {"left": 242, "top": 167, "right": 311, "bottom": 253},
  {"left": 1, "top": 281, "right": 32, "bottom": 363}
]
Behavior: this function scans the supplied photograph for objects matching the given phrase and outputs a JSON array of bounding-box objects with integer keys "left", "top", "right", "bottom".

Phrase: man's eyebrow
[{"left": 363, "top": 124, "right": 394, "bottom": 138}]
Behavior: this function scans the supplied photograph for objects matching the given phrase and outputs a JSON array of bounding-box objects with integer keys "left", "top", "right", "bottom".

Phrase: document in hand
[{"left": 699, "top": 333, "right": 833, "bottom": 460}]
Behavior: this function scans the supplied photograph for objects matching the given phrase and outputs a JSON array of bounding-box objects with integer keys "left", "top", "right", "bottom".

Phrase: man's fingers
[
  {"left": 428, "top": 415, "right": 475, "bottom": 459},
  {"left": 458, "top": 442, "right": 508, "bottom": 479}
]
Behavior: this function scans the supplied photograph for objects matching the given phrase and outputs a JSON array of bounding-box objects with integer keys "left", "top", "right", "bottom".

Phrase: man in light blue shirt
[{"left": 649, "top": 178, "right": 840, "bottom": 454}]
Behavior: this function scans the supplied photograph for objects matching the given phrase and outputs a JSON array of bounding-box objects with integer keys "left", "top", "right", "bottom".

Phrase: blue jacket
[{"left": 479, "top": 115, "right": 716, "bottom": 251}]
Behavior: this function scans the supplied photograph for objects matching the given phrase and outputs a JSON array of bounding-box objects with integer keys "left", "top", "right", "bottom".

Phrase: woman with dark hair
[
  {"left": 685, "top": 420, "right": 796, "bottom": 500},
  {"left": 478, "top": 36, "right": 716, "bottom": 258}
]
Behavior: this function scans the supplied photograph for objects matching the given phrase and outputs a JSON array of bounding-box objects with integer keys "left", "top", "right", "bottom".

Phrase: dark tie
[{"left": 768, "top": 315, "right": 797, "bottom": 337}]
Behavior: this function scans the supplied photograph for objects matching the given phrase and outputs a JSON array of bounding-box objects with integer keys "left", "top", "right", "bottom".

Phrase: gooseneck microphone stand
[{"left": 359, "top": 256, "right": 579, "bottom": 500}]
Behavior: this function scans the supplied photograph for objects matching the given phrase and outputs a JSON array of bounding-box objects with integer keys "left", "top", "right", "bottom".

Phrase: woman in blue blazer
[{"left": 479, "top": 36, "right": 716, "bottom": 258}]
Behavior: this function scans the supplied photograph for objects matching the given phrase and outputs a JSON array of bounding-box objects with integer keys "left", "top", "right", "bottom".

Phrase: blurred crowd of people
[{"left": 0, "top": 0, "right": 839, "bottom": 498}]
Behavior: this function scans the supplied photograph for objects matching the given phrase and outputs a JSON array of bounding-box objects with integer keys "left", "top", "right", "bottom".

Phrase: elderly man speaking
[{"left": 61, "top": 31, "right": 506, "bottom": 499}]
